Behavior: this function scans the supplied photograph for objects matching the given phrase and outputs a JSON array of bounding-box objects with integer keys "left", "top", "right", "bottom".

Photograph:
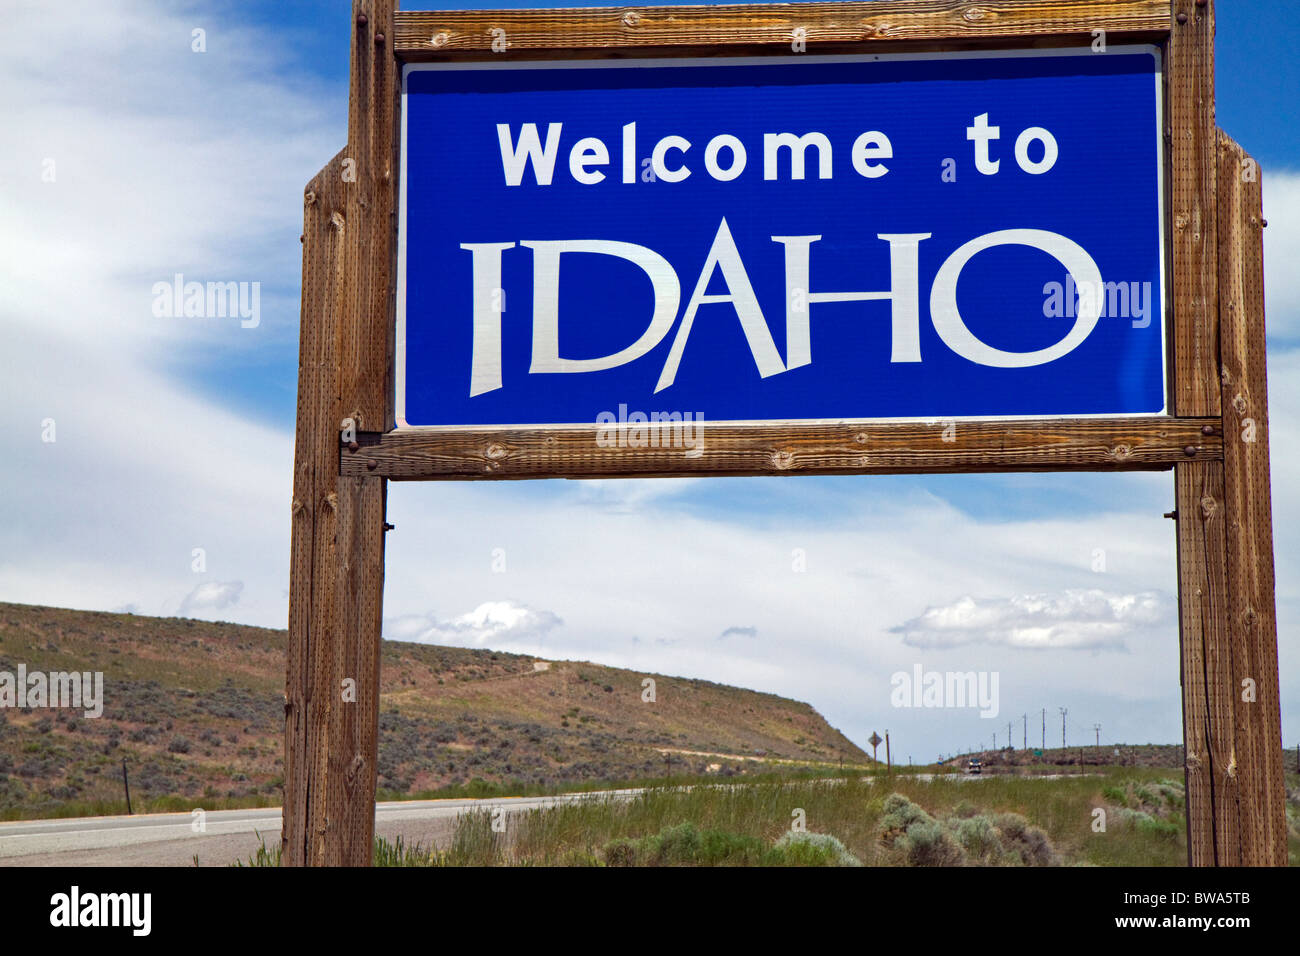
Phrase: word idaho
[{"left": 460, "top": 218, "right": 1106, "bottom": 397}]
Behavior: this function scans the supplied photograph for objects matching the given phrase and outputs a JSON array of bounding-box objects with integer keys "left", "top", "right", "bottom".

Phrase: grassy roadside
[
  {"left": 452, "top": 769, "right": 1197, "bottom": 867},
  {"left": 231, "top": 766, "right": 1300, "bottom": 867}
]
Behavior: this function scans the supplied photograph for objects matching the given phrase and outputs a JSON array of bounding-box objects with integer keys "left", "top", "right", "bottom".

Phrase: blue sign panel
[{"left": 398, "top": 49, "right": 1165, "bottom": 428}]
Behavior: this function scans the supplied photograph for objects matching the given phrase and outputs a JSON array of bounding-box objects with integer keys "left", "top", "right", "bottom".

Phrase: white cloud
[
  {"left": 889, "top": 589, "right": 1172, "bottom": 651},
  {"left": 178, "top": 580, "right": 244, "bottom": 617},
  {"left": 1263, "top": 169, "right": 1300, "bottom": 339},
  {"left": 387, "top": 600, "right": 562, "bottom": 649},
  {"left": 0, "top": 0, "right": 338, "bottom": 356},
  {"left": 0, "top": 0, "right": 337, "bottom": 627},
  {"left": 573, "top": 478, "right": 703, "bottom": 511}
]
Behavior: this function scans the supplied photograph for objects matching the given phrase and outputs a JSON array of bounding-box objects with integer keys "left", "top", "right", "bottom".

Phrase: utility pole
[
  {"left": 1041, "top": 708, "right": 1046, "bottom": 751},
  {"left": 121, "top": 757, "right": 132, "bottom": 815},
  {"left": 1059, "top": 707, "right": 1068, "bottom": 748},
  {"left": 1093, "top": 723, "right": 1101, "bottom": 747},
  {"left": 1007, "top": 721, "right": 1013, "bottom": 750},
  {"left": 1022, "top": 714, "right": 1028, "bottom": 750},
  {"left": 885, "top": 730, "right": 891, "bottom": 773}
]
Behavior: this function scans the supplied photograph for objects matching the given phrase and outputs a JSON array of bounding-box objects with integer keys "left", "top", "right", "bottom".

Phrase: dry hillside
[{"left": 0, "top": 603, "right": 868, "bottom": 818}]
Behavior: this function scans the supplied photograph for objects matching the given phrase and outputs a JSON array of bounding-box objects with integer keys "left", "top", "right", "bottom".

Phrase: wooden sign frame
[{"left": 286, "top": 0, "right": 1285, "bottom": 866}]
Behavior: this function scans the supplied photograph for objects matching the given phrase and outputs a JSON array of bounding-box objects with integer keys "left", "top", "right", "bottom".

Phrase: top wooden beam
[{"left": 394, "top": 1, "right": 1172, "bottom": 57}]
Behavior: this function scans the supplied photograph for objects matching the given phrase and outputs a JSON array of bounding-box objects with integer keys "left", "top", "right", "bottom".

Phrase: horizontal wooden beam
[
  {"left": 394, "top": 1, "right": 1172, "bottom": 58},
  {"left": 342, "top": 416, "right": 1220, "bottom": 480}
]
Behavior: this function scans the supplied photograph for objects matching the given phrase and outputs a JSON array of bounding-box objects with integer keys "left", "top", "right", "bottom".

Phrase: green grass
[
  {"left": 409, "top": 768, "right": 1195, "bottom": 866},
  {"left": 233, "top": 832, "right": 282, "bottom": 868},
  {"left": 229, "top": 770, "right": 1300, "bottom": 867}
]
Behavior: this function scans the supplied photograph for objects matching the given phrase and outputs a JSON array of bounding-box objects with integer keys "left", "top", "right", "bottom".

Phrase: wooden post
[
  {"left": 1168, "top": 0, "right": 1226, "bottom": 867},
  {"left": 284, "top": 0, "right": 397, "bottom": 867},
  {"left": 1168, "top": 0, "right": 1220, "bottom": 421},
  {"left": 1174, "top": 116, "right": 1286, "bottom": 864},
  {"left": 285, "top": 150, "right": 345, "bottom": 867},
  {"left": 1215, "top": 133, "right": 1286, "bottom": 865}
]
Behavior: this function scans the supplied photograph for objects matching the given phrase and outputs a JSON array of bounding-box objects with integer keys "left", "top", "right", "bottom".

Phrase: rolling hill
[{"left": 0, "top": 603, "right": 868, "bottom": 819}]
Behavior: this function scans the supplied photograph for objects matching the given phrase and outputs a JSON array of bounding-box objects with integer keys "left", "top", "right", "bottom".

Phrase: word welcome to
[{"left": 497, "top": 114, "right": 1057, "bottom": 186}]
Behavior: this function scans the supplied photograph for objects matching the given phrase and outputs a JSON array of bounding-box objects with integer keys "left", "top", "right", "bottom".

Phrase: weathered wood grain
[
  {"left": 1217, "top": 133, "right": 1287, "bottom": 866},
  {"left": 342, "top": 417, "right": 1220, "bottom": 480},
  {"left": 285, "top": 149, "right": 347, "bottom": 867},
  {"left": 326, "top": 475, "right": 387, "bottom": 866},
  {"left": 1169, "top": 0, "right": 1219, "bottom": 417},
  {"left": 285, "top": 0, "right": 396, "bottom": 869},
  {"left": 343, "top": 0, "right": 398, "bottom": 433},
  {"left": 395, "top": 1, "right": 1171, "bottom": 57},
  {"left": 1174, "top": 459, "right": 1239, "bottom": 866}
]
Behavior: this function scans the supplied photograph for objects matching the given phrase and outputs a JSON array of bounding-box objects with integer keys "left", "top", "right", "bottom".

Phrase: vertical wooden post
[
  {"left": 1167, "top": 0, "right": 1230, "bottom": 867},
  {"left": 1176, "top": 133, "right": 1287, "bottom": 868},
  {"left": 285, "top": 0, "right": 397, "bottom": 867},
  {"left": 1174, "top": 459, "right": 1240, "bottom": 865},
  {"left": 286, "top": 150, "right": 345, "bottom": 867},
  {"left": 1168, "top": 0, "right": 1219, "bottom": 420},
  {"left": 1216, "top": 133, "right": 1287, "bottom": 865}
]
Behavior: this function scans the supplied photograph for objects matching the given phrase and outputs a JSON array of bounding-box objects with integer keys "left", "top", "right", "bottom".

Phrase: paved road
[
  {"left": 0, "top": 790, "right": 644, "bottom": 867},
  {"left": 0, "top": 773, "right": 1085, "bottom": 866}
]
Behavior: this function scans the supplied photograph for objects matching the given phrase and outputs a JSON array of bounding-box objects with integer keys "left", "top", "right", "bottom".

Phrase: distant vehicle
[{"left": 966, "top": 758, "right": 982, "bottom": 775}]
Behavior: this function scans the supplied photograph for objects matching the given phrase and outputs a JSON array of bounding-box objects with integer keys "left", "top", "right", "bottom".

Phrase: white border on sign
[{"left": 396, "top": 46, "right": 1167, "bottom": 431}]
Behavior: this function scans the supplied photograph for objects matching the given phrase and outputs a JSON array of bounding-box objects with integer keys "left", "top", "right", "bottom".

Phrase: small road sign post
[{"left": 286, "top": 0, "right": 1286, "bottom": 867}]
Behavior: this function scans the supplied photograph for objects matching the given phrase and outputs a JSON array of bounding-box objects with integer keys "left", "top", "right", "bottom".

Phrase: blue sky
[{"left": 2, "top": 0, "right": 1296, "bottom": 762}]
